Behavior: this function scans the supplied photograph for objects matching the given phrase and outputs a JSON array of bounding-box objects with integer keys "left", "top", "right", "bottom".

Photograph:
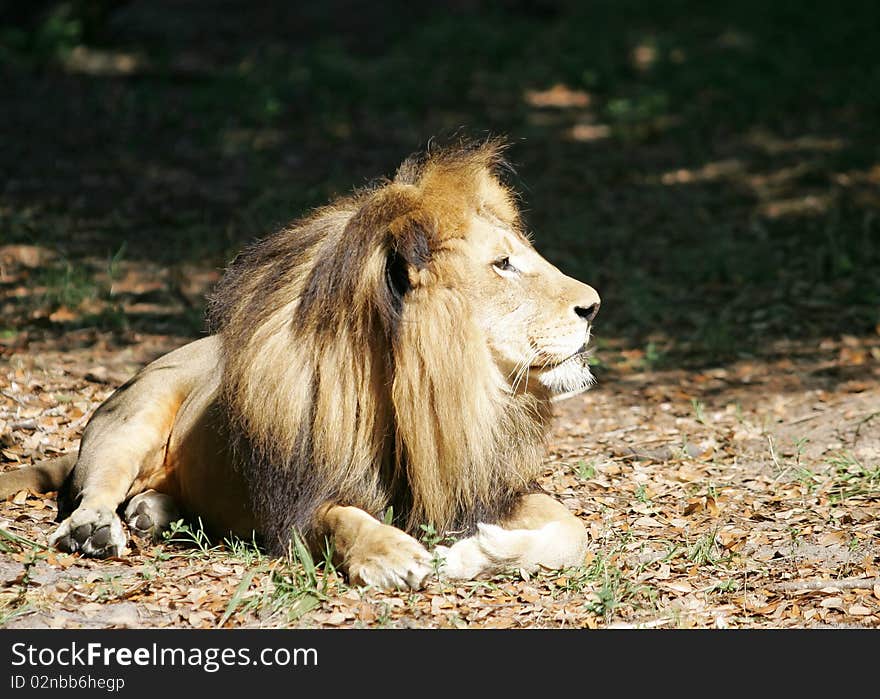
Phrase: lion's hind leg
[
  {"left": 51, "top": 383, "right": 178, "bottom": 559},
  {"left": 51, "top": 336, "right": 218, "bottom": 558},
  {"left": 436, "top": 493, "right": 588, "bottom": 581}
]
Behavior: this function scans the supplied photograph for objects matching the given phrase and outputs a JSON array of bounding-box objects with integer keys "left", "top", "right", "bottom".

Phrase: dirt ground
[
  {"left": 1, "top": 284, "right": 878, "bottom": 628},
  {"left": 1, "top": 1, "right": 878, "bottom": 628}
]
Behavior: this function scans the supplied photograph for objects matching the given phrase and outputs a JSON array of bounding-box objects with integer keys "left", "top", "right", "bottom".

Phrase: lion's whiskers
[{"left": 509, "top": 348, "right": 541, "bottom": 395}]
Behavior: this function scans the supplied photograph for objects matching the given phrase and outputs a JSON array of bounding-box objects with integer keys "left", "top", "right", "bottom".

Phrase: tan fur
[
  {"left": 0, "top": 454, "right": 76, "bottom": 500},
  {"left": 0, "top": 140, "right": 601, "bottom": 588}
]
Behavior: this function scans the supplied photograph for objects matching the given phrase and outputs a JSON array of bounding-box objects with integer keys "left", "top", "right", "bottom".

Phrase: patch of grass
[
  {"left": 792, "top": 437, "right": 809, "bottom": 468},
  {"left": 79, "top": 307, "right": 129, "bottom": 332},
  {"left": 687, "top": 528, "right": 720, "bottom": 566},
  {"left": 90, "top": 573, "right": 128, "bottom": 603},
  {"left": 692, "top": 323, "right": 740, "bottom": 361},
  {"left": 707, "top": 579, "right": 740, "bottom": 594},
  {"left": 575, "top": 460, "right": 596, "bottom": 480},
  {"left": 250, "top": 534, "right": 340, "bottom": 625},
  {"left": 678, "top": 434, "right": 692, "bottom": 460},
  {"left": 222, "top": 531, "right": 265, "bottom": 567},
  {"left": 551, "top": 546, "right": 655, "bottom": 621},
  {"left": 826, "top": 452, "right": 880, "bottom": 504},
  {"left": 605, "top": 89, "right": 671, "bottom": 143},
  {"left": 0, "top": 527, "right": 47, "bottom": 554},
  {"left": 261, "top": 535, "right": 327, "bottom": 622},
  {"left": 162, "top": 518, "right": 217, "bottom": 557},
  {"left": 156, "top": 520, "right": 346, "bottom": 625},
  {"left": 34, "top": 261, "right": 100, "bottom": 309},
  {"left": 160, "top": 519, "right": 262, "bottom": 564},
  {"left": 0, "top": 529, "right": 47, "bottom": 622},
  {"left": 691, "top": 399, "right": 706, "bottom": 425},
  {"left": 584, "top": 572, "right": 626, "bottom": 617},
  {"left": 0, "top": 3, "right": 83, "bottom": 66},
  {"left": 217, "top": 532, "right": 343, "bottom": 626},
  {"left": 795, "top": 467, "right": 821, "bottom": 495},
  {"left": 0, "top": 598, "right": 33, "bottom": 625},
  {"left": 643, "top": 341, "right": 666, "bottom": 370},
  {"left": 418, "top": 522, "right": 455, "bottom": 548}
]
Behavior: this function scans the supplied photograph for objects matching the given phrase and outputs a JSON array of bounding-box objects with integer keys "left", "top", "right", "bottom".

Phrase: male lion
[{"left": 0, "top": 141, "right": 600, "bottom": 589}]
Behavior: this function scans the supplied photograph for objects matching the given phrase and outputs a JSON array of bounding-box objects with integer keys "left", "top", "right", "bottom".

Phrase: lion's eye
[{"left": 492, "top": 256, "right": 518, "bottom": 274}]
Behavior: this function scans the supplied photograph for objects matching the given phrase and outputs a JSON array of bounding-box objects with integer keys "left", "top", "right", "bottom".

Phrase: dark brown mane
[{"left": 207, "top": 140, "right": 551, "bottom": 554}]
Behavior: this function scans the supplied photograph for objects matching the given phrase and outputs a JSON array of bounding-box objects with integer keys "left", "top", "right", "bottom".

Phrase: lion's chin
[{"left": 537, "top": 354, "right": 595, "bottom": 402}]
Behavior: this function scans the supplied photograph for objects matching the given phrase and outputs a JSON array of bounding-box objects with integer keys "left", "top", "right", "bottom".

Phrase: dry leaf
[
  {"left": 818, "top": 531, "right": 848, "bottom": 546},
  {"left": 633, "top": 516, "right": 663, "bottom": 528},
  {"left": 847, "top": 605, "right": 872, "bottom": 616},
  {"left": 519, "top": 589, "right": 540, "bottom": 604},
  {"left": 323, "top": 611, "right": 348, "bottom": 626}
]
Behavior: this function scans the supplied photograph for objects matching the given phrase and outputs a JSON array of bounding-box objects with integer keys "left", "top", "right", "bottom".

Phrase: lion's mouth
[
  {"left": 532, "top": 342, "right": 595, "bottom": 400},
  {"left": 570, "top": 342, "right": 590, "bottom": 360},
  {"left": 530, "top": 342, "right": 590, "bottom": 370}
]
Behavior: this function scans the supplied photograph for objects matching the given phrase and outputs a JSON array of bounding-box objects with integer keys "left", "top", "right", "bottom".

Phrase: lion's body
[{"left": 0, "top": 141, "right": 601, "bottom": 588}]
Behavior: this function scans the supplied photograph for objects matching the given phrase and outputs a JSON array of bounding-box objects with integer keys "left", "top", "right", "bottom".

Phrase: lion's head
[{"left": 207, "top": 140, "right": 600, "bottom": 553}]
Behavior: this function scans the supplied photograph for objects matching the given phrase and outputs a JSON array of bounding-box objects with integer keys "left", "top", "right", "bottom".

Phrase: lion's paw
[
  {"left": 123, "top": 490, "right": 180, "bottom": 541},
  {"left": 437, "top": 521, "right": 588, "bottom": 580},
  {"left": 49, "top": 506, "right": 127, "bottom": 558},
  {"left": 347, "top": 524, "right": 433, "bottom": 590},
  {"left": 435, "top": 523, "right": 522, "bottom": 581}
]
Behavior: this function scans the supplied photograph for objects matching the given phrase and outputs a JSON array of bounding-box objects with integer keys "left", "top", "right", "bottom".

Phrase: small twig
[
  {"left": 852, "top": 411, "right": 879, "bottom": 446},
  {"left": 768, "top": 435, "right": 791, "bottom": 483},
  {"left": 603, "top": 425, "right": 640, "bottom": 437},
  {"left": 787, "top": 412, "right": 824, "bottom": 426},
  {"left": 767, "top": 435, "right": 780, "bottom": 468},
  {"left": 118, "top": 580, "right": 151, "bottom": 600},
  {"left": 0, "top": 391, "right": 26, "bottom": 405},
  {"left": 768, "top": 577, "right": 880, "bottom": 593}
]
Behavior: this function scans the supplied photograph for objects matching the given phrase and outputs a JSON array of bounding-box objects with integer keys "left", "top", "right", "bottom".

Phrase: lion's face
[{"left": 454, "top": 210, "right": 601, "bottom": 401}]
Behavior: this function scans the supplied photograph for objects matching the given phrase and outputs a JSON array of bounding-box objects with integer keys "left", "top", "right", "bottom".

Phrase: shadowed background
[{"left": 2, "top": 0, "right": 878, "bottom": 371}]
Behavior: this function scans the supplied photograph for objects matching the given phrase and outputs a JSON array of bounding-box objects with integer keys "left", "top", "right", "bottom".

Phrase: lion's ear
[
  {"left": 386, "top": 246, "right": 410, "bottom": 301},
  {"left": 386, "top": 216, "right": 433, "bottom": 300}
]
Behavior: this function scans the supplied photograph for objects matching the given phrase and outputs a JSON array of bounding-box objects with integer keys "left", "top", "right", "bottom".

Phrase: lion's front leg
[
  {"left": 316, "top": 505, "right": 433, "bottom": 590},
  {"left": 436, "top": 493, "right": 588, "bottom": 581}
]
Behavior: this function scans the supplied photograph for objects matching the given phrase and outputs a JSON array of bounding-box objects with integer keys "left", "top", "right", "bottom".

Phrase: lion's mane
[{"left": 207, "top": 141, "right": 553, "bottom": 554}]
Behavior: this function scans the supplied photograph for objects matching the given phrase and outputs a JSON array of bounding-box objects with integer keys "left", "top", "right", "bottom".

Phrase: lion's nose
[{"left": 574, "top": 302, "right": 600, "bottom": 323}]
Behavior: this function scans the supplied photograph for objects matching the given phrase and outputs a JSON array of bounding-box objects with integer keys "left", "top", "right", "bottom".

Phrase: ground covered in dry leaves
[{"left": 1, "top": 277, "right": 878, "bottom": 628}]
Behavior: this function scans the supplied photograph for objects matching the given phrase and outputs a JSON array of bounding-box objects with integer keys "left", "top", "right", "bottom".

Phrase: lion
[{"left": 0, "top": 140, "right": 601, "bottom": 589}]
